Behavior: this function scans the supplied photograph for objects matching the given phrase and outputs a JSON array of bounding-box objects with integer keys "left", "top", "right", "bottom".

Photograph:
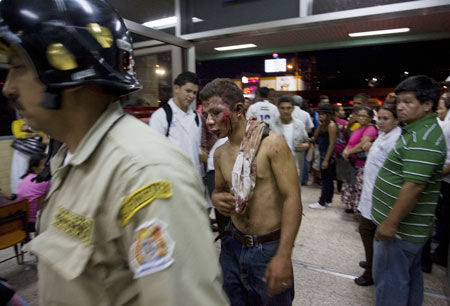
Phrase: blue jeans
[
  {"left": 220, "top": 236, "right": 294, "bottom": 306},
  {"left": 373, "top": 238, "right": 426, "bottom": 306}
]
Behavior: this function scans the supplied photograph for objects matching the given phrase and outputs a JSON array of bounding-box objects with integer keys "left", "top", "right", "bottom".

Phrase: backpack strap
[
  {"left": 162, "top": 103, "right": 199, "bottom": 137},
  {"left": 161, "top": 103, "right": 172, "bottom": 137},
  {"left": 194, "top": 110, "right": 199, "bottom": 127}
]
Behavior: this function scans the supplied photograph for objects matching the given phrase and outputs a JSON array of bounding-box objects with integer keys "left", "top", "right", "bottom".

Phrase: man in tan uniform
[
  {"left": 200, "top": 79, "right": 302, "bottom": 306},
  {"left": 0, "top": 0, "right": 229, "bottom": 305}
]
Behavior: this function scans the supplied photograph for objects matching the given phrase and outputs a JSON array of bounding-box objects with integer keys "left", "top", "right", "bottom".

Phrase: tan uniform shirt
[{"left": 27, "top": 102, "right": 229, "bottom": 306}]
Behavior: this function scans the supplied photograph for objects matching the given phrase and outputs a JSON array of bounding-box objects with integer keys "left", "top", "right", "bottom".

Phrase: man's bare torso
[{"left": 215, "top": 132, "right": 283, "bottom": 235}]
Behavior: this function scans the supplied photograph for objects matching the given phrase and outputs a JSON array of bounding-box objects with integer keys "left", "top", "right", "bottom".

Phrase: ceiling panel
[
  {"left": 108, "top": 0, "right": 173, "bottom": 24},
  {"left": 193, "top": 10, "right": 450, "bottom": 58}
]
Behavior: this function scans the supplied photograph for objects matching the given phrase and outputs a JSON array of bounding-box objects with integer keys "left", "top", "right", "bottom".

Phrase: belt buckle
[{"left": 244, "top": 235, "right": 254, "bottom": 247}]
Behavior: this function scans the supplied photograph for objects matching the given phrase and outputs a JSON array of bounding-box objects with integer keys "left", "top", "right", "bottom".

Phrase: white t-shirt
[
  {"left": 149, "top": 99, "right": 203, "bottom": 177},
  {"left": 282, "top": 122, "right": 295, "bottom": 154},
  {"left": 357, "top": 126, "right": 402, "bottom": 219},
  {"left": 441, "top": 117, "right": 450, "bottom": 183},
  {"left": 246, "top": 100, "right": 280, "bottom": 124},
  {"left": 207, "top": 137, "right": 228, "bottom": 172},
  {"left": 292, "top": 106, "right": 313, "bottom": 131}
]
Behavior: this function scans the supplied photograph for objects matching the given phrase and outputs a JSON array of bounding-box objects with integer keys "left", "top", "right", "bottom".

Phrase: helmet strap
[{"left": 40, "top": 91, "right": 62, "bottom": 109}]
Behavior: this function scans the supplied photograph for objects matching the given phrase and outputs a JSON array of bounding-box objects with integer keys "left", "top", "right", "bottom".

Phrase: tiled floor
[{"left": 0, "top": 184, "right": 448, "bottom": 305}]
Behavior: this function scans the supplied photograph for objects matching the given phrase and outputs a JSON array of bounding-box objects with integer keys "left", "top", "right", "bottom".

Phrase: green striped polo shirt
[{"left": 371, "top": 114, "right": 446, "bottom": 243}]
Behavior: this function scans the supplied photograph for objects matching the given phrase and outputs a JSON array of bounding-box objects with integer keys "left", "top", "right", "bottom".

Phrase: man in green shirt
[{"left": 371, "top": 75, "right": 446, "bottom": 306}]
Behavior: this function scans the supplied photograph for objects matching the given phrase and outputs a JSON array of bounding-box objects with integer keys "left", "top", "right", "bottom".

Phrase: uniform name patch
[
  {"left": 119, "top": 181, "right": 172, "bottom": 227},
  {"left": 52, "top": 206, "right": 94, "bottom": 245},
  {"left": 129, "top": 219, "right": 175, "bottom": 278}
]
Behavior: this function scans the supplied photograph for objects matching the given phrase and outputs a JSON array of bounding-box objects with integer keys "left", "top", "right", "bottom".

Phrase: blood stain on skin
[{"left": 219, "top": 111, "right": 233, "bottom": 136}]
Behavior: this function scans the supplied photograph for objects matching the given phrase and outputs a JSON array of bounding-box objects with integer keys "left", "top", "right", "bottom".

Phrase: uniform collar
[
  {"left": 403, "top": 114, "right": 437, "bottom": 132},
  {"left": 169, "top": 98, "right": 191, "bottom": 115},
  {"left": 54, "top": 101, "right": 125, "bottom": 169}
]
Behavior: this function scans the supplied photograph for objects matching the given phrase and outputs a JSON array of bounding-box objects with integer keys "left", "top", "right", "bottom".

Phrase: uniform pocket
[{"left": 27, "top": 227, "right": 94, "bottom": 280}]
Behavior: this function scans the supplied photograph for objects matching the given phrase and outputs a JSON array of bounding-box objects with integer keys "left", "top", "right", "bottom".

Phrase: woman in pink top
[
  {"left": 17, "top": 154, "right": 51, "bottom": 232},
  {"left": 341, "top": 107, "right": 378, "bottom": 213}
]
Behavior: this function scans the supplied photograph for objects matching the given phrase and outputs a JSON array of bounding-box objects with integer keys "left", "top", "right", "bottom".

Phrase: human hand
[
  {"left": 342, "top": 148, "right": 349, "bottom": 160},
  {"left": 20, "top": 124, "right": 31, "bottom": 132},
  {"left": 321, "top": 160, "right": 329, "bottom": 169},
  {"left": 211, "top": 192, "right": 235, "bottom": 216},
  {"left": 199, "top": 148, "right": 208, "bottom": 163},
  {"left": 374, "top": 220, "right": 398, "bottom": 241},
  {"left": 263, "top": 254, "right": 293, "bottom": 296},
  {"left": 295, "top": 143, "right": 310, "bottom": 152},
  {"left": 362, "top": 142, "right": 372, "bottom": 152}
]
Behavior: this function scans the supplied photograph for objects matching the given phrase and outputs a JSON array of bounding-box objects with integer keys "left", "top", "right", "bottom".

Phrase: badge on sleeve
[
  {"left": 129, "top": 218, "right": 175, "bottom": 279},
  {"left": 119, "top": 181, "right": 172, "bottom": 227}
]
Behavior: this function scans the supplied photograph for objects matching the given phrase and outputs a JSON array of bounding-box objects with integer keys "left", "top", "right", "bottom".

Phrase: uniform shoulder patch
[
  {"left": 119, "top": 181, "right": 172, "bottom": 227},
  {"left": 129, "top": 218, "right": 175, "bottom": 278},
  {"left": 52, "top": 206, "right": 94, "bottom": 245}
]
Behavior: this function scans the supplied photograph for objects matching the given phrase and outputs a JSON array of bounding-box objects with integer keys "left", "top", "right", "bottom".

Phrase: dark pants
[
  {"left": 220, "top": 236, "right": 294, "bottom": 306},
  {"left": 318, "top": 158, "right": 335, "bottom": 205},
  {"left": 358, "top": 216, "right": 377, "bottom": 280},
  {"left": 434, "top": 181, "right": 450, "bottom": 266},
  {"left": 206, "top": 170, "right": 230, "bottom": 233}
]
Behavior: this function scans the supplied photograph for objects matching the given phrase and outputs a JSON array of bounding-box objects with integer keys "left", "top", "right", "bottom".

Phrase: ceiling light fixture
[
  {"left": 214, "top": 44, "right": 257, "bottom": 51},
  {"left": 348, "top": 28, "right": 410, "bottom": 37},
  {"left": 142, "top": 16, "right": 203, "bottom": 30}
]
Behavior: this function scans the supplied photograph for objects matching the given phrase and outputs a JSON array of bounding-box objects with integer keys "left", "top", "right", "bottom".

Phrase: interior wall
[{"left": 0, "top": 139, "right": 14, "bottom": 194}]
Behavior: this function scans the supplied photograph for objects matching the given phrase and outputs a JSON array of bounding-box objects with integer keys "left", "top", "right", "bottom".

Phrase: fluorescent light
[
  {"left": 142, "top": 16, "right": 204, "bottom": 30},
  {"left": 143, "top": 16, "right": 177, "bottom": 29},
  {"left": 192, "top": 17, "right": 203, "bottom": 23},
  {"left": 214, "top": 44, "right": 257, "bottom": 51},
  {"left": 349, "top": 28, "right": 410, "bottom": 37}
]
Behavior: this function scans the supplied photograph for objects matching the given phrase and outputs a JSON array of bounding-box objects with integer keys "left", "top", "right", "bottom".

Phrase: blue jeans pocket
[{"left": 259, "top": 241, "right": 280, "bottom": 259}]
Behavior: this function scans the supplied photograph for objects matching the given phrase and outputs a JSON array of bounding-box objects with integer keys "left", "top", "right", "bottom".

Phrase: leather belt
[{"left": 228, "top": 223, "right": 281, "bottom": 247}]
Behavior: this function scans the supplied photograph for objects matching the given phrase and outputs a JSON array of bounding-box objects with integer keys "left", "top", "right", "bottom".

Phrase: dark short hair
[
  {"left": 318, "top": 104, "right": 333, "bottom": 114},
  {"left": 292, "top": 95, "right": 303, "bottom": 107},
  {"left": 357, "top": 106, "right": 374, "bottom": 118},
  {"left": 379, "top": 105, "right": 398, "bottom": 119},
  {"left": 319, "top": 95, "right": 329, "bottom": 102},
  {"left": 278, "top": 95, "right": 294, "bottom": 106},
  {"left": 353, "top": 93, "right": 369, "bottom": 104},
  {"left": 257, "top": 87, "right": 270, "bottom": 98},
  {"left": 333, "top": 105, "right": 343, "bottom": 113},
  {"left": 199, "top": 78, "right": 244, "bottom": 110},
  {"left": 21, "top": 154, "right": 45, "bottom": 179},
  {"left": 174, "top": 71, "right": 200, "bottom": 87},
  {"left": 395, "top": 75, "right": 440, "bottom": 111}
]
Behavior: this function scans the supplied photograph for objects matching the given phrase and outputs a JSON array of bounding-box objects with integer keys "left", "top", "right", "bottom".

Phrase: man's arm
[
  {"left": 443, "top": 163, "right": 450, "bottom": 177},
  {"left": 263, "top": 133, "right": 302, "bottom": 296},
  {"left": 149, "top": 108, "right": 168, "bottom": 136},
  {"left": 294, "top": 121, "right": 309, "bottom": 152},
  {"left": 211, "top": 147, "right": 235, "bottom": 216},
  {"left": 374, "top": 181, "right": 425, "bottom": 241}
]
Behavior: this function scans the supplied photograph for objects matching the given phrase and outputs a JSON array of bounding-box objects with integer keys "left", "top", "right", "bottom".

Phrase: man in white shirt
[
  {"left": 270, "top": 95, "right": 310, "bottom": 183},
  {"left": 150, "top": 72, "right": 203, "bottom": 177},
  {"left": 292, "top": 95, "right": 313, "bottom": 133},
  {"left": 246, "top": 87, "right": 280, "bottom": 123}
]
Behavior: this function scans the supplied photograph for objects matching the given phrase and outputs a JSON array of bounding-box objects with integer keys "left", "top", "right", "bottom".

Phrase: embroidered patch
[
  {"left": 119, "top": 181, "right": 172, "bottom": 227},
  {"left": 129, "top": 219, "right": 175, "bottom": 278},
  {"left": 52, "top": 206, "right": 94, "bottom": 245}
]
